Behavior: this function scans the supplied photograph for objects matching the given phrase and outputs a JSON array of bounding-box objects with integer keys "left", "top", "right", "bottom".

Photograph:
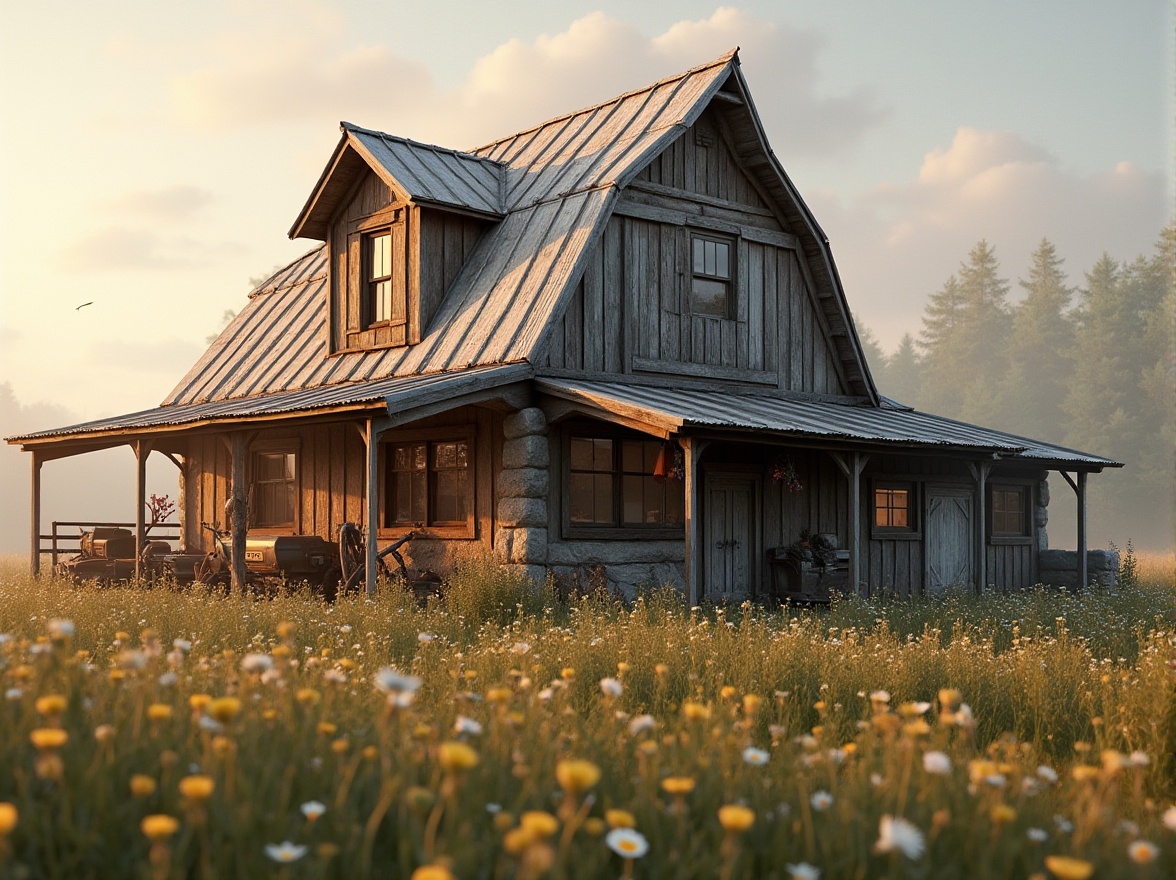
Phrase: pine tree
[
  {"left": 886, "top": 333, "right": 922, "bottom": 406},
  {"left": 996, "top": 238, "right": 1074, "bottom": 440},
  {"left": 853, "top": 317, "right": 888, "bottom": 392},
  {"left": 917, "top": 274, "right": 966, "bottom": 416}
]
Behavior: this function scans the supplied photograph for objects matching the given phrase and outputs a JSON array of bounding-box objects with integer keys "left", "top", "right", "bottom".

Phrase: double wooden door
[{"left": 704, "top": 473, "right": 758, "bottom": 602}]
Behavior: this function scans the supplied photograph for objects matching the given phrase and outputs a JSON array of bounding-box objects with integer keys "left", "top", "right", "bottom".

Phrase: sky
[{"left": 0, "top": 1, "right": 1170, "bottom": 550}]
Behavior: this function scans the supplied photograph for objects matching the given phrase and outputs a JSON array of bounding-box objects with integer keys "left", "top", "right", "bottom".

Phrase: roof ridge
[
  {"left": 341, "top": 122, "right": 503, "bottom": 168},
  {"left": 466, "top": 48, "right": 738, "bottom": 156}
]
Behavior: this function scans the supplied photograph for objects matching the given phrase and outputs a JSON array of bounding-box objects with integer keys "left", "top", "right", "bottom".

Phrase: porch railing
[{"left": 40, "top": 521, "right": 182, "bottom": 569}]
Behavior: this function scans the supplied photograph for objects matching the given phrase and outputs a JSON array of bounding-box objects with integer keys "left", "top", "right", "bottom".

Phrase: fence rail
[{"left": 40, "top": 521, "right": 182, "bottom": 569}]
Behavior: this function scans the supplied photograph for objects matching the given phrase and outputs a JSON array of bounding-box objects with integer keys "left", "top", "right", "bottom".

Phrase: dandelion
[
  {"left": 922, "top": 751, "right": 952, "bottom": 775},
  {"left": 785, "top": 863, "right": 820, "bottom": 880},
  {"left": 874, "top": 815, "right": 925, "bottom": 859},
  {"left": 605, "top": 827, "right": 649, "bottom": 858},
  {"left": 742, "top": 746, "right": 770, "bottom": 766},
  {"left": 264, "top": 841, "right": 308, "bottom": 863},
  {"left": 301, "top": 800, "right": 326, "bottom": 821},
  {"left": 453, "top": 716, "right": 483, "bottom": 736},
  {"left": 240, "top": 653, "right": 273, "bottom": 673},
  {"left": 600, "top": 677, "right": 623, "bottom": 698},
  {"left": 556, "top": 759, "right": 601, "bottom": 795},
  {"left": 718, "top": 804, "right": 755, "bottom": 833},
  {"left": 1043, "top": 855, "right": 1094, "bottom": 880},
  {"left": 1127, "top": 840, "right": 1159, "bottom": 864},
  {"left": 374, "top": 666, "right": 422, "bottom": 694},
  {"left": 810, "top": 791, "right": 833, "bottom": 811},
  {"left": 179, "top": 775, "right": 215, "bottom": 802},
  {"left": 141, "top": 815, "right": 180, "bottom": 841}
]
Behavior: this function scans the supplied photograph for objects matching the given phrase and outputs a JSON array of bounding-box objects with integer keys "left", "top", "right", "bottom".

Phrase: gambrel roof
[{"left": 163, "top": 49, "right": 874, "bottom": 408}]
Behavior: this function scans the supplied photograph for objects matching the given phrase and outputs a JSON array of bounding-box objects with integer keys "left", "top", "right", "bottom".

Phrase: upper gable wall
[{"left": 540, "top": 109, "right": 850, "bottom": 398}]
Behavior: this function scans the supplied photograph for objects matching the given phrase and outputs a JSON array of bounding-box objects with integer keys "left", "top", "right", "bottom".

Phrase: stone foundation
[
  {"left": 494, "top": 408, "right": 550, "bottom": 583},
  {"left": 548, "top": 540, "right": 685, "bottom": 599},
  {"left": 1037, "top": 548, "right": 1120, "bottom": 589}
]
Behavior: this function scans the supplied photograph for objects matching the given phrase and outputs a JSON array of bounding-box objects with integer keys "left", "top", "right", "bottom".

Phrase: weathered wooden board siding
[
  {"left": 987, "top": 545, "right": 1035, "bottom": 591},
  {"left": 762, "top": 450, "right": 847, "bottom": 554},
  {"left": 329, "top": 171, "right": 396, "bottom": 351},
  {"left": 418, "top": 209, "right": 487, "bottom": 334},
  {"left": 181, "top": 407, "right": 501, "bottom": 561},
  {"left": 544, "top": 214, "right": 843, "bottom": 396},
  {"left": 633, "top": 108, "right": 770, "bottom": 211}
]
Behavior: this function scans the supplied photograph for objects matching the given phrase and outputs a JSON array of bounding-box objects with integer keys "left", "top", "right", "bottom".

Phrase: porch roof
[
  {"left": 537, "top": 378, "right": 1122, "bottom": 471},
  {"left": 7, "top": 364, "right": 532, "bottom": 448}
]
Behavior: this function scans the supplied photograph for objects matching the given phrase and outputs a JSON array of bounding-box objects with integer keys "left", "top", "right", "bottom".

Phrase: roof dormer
[{"left": 290, "top": 124, "right": 505, "bottom": 354}]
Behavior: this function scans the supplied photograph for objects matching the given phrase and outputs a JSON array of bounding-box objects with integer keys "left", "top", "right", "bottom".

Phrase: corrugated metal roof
[
  {"left": 344, "top": 123, "right": 504, "bottom": 217},
  {"left": 11, "top": 365, "right": 530, "bottom": 443},
  {"left": 536, "top": 378, "right": 1122, "bottom": 469}
]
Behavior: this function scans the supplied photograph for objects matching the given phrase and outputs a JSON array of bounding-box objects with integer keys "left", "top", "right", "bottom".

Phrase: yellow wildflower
[
  {"left": 179, "top": 775, "right": 215, "bottom": 802},
  {"left": 316, "top": 722, "right": 337, "bottom": 736},
  {"left": 437, "top": 741, "right": 479, "bottom": 773},
  {"left": 94, "top": 724, "right": 116, "bottom": 745},
  {"left": 189, "top": 694, "right": 212, "bottom": 712},
  {"left": 742, "top": 694, "right": 763, "bottom": 716},
  {"left": 0, "top": 803, "right": 18, "bottom": 836},
  {"left": 561, "top": 668, "right": 575, "bottom": 680},
  {"left": 1043, "top": 855, "right": 1094, "bottom": 880},
  {"left": 130, "top": 774, "right": 158, "bottom": 797},
  {"left": 503, "top": 826, "right": 535, "bottom": 855},
  {"left": 583, "top": 817, "right": 606, "bottom": 836},
  {"left": 718, "top": 804, "right": 756, "bottom": 833},
  {"left": 519, "top": 811, "right": 559, "bottom": 838},
  {"left": 661, "top": 777, "right": 696, "bottom": 795},
  {"left": 681, "top": 701, "right": 709, "bottom": 721},
  {"left": 720, "top": 685, "right": 737, "bottom": 701},
  {"left": 411, "top": 865, "right": 456, "bottom": 880},
  {"left": 606, "top": 809, "right": 636, "bottom": 829},
  {"left": 296, "top": 688, "right": 321, "bottom": 706},
  {"left": 35, "top": 695, "right": 67, "bottom": 718},
  {"left": 141, "top": 814, "right": 180, "bottom": 841},
  {"left": 556, "top": 759, "right": 601, "bottom": 795},
  {"left": 1071, "top": 766, "right": 1100, "bottom": 783},
  {"left": 29, "top": 728, "right": 68, "bottom": 750},
  {"left": 486, "top": 687, "right": 512, "bottom": 704},
  {"left": 990, "top": 804, "right": 1016, "bottom": 824},
  {"left": 147, "top": 704, "right": 173, "bottom": 721},
  {"left": 276, "top": 621, "right": 296, "bottom": 639},
  {"left": 207, "top": 697, "right": 241, "bottom": 723}
]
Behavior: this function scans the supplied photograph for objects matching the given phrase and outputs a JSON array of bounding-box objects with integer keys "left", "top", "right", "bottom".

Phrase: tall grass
[{"left": 0, "top": 555, "right": 1173, "bottom": 879}]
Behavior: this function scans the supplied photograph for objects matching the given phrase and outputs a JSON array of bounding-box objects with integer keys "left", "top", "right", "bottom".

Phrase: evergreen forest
[{"left": 858, "top": 226, "right": 1175, "bottom": 552}]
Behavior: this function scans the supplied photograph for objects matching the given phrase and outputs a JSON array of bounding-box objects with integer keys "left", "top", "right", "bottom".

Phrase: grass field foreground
[{"left": 0, "top": 553, "right": 1174, "bottom": 879}]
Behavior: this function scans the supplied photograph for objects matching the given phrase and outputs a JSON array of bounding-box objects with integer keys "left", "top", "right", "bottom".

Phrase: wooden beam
[
  {"left": 229, "top": 432, "right": 248, "bottom": 597},
  {"left": 680, "top": 437, "right": 709, "bottom": 606},
  {"left": 30, "top": 451, "right": 42, "bottom": 577},
  {"left": 1077, "top": 471, "right": 1088, "bottom": 591},
  {"left": 966, "top": 461, "right": 992, "bottom": 594},
  {"left": 363, "top": 416, "right": 393, "bottom": 597},
  {"left": 133, "top": 440, "right": 153, "bottom": 582}
]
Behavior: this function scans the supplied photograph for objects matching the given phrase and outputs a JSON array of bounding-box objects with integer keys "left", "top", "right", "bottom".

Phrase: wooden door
[
  {"left": 704, "top": 474, "right": 758, "bottom": 602},
  {"left": 925, "top": 488, "right": 973, "bottom": 594}
]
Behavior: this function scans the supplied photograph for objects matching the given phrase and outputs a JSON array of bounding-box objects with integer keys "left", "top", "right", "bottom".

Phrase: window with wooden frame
[
  {"left": 565, "top": 431, "right": 684, "bottom": 537},
  {"left": 383, "top": 433, "right": 473, "bottom": 535},
  {"left": 989, "top": 484, "right": 1030, "bottom": 541},
  {"left": 365, "top": 228, "right": 406, "bottom": 329},
  {"left": 252, "top": 450, "right": 297, "bottom": 529},
  {"left": 690, "top": 232, "right": 734, "bottom": 318},
  {"left": 871, "top": 480, "right": 918, "bottom": 538}
]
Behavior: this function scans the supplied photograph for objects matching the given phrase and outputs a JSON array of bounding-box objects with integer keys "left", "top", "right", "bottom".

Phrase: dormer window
[{"left": 367, "top": 230, "right": 399, "bottom": 326}]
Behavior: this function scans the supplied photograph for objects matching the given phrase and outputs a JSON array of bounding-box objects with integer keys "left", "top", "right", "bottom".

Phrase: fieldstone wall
[
  {"left": 548, "top": 540, "right": 685, "bottom": 600},
  {"left": 494, "top": 408, "right": 549, "bottom": 584},
  {"left": 1038, "top": 548, "right": 1120, "bottom": 589},
  {"left": 1035, "top": 477, "right": 1049, "bottom": 553}
]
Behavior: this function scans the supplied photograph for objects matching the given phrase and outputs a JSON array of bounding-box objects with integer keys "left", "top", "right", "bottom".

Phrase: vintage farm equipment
[
  {"left": 189, "top": 522, "right": 342, "bottom": 599},
  {"left": 53, "top": 527, "right": 156, "bottom": 582},
  {"left": 337, "top": 523, "right": 440, "bottom": 598}
]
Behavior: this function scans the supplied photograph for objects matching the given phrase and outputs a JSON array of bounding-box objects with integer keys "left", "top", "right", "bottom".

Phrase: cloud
[
  {"left": 812, "top": 127, "right": 1168, "bottom": 349},
  {"left": 59, "top": 227, "right": 247, "bottom": 272},
  {"left": 163, "top": 8, "right": 885, "bottom": 158},
  {"left": 106, "top": 185, "right": 214, "bottom": 220}
]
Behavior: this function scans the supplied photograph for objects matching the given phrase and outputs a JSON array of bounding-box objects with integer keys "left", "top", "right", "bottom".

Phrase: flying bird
[{"left": 76, "top": 302, "right": 93, "bottom": 310}]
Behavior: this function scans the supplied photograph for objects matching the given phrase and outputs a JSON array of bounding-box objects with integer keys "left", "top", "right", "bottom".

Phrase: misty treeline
[{"left": 858, "top": 226, "right": 1175, "bottom": 551}]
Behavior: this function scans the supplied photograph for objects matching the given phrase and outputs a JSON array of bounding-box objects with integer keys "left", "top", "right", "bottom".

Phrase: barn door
[
  {"left": 925, "top": 487, "right": 973, "bottom": 594},
  {"left": 704, "top": 473, "right": 758, "bottom": 602}
]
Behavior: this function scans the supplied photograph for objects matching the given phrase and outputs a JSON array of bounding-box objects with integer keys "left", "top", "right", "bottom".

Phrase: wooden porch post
[
  {"left": 363, "top": 416, "right": 392, "bottom": 597},
  {"left": 133, "top": 439, "right": 153, "bottom": 581},
  {"left": 680, "top": 437, "right": 707, "bottom": 607},
  {"left": 827, "top": 452, "right": 869, "bottom": 597},
  {"left": 1077, "top": 471, "right": 1088, "bottom": 590},
  {"left": 972, "top": 461, "right": 991, "bottom": 594},
  {"left": 30, "top": 451, "right": 42, "bottom": 577},
  {"left": 229, "top": 432, "right": 249, "bottom": 597}
]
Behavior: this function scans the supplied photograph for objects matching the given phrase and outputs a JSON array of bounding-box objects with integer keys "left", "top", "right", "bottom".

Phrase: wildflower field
[{"left": 1, "top": 554, "right": 1174, "bottom": 880}]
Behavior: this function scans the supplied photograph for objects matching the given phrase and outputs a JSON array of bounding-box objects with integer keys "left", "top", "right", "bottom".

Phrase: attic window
[
  {"left": 690, "top": 233, "right": 732, "bottom": 318},
  {"left": 366, "top": 230, "right": 402, "bottom": 326}
]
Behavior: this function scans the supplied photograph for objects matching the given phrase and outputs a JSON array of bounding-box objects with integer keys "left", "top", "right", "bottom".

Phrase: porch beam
[
  {"left": 133, "top": 440, "right": 153, "bottom": 582},
  {"left": 1076, "top": 471, "right": 1088, "bottom": 590},
  {"left": 229, "top": 431, "right": 249, "bottom": 597},
  {"left": 827, "top": 451, "right": 869, "bottom": 597},
  {"left": 680, "top": 437, "right": 709, "bottom": 606},
  {"left": 967, "top": 461, "right": 992, "bottom": 594},
  {"left": 30, "top": 451, "right": 42, "bottom": 577},
  {"left": 363, "top": 416, "right": 393, "bottom": 597}
]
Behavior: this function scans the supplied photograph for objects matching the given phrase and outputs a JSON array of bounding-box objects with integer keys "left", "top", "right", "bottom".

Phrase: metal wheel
[{"left": 339, "top": 523, "right": 364, "bottom": 590}]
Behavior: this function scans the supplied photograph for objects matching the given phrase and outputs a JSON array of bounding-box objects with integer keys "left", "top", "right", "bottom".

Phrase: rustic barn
[{"left": 8, "top": 50, "right": 1121, "bottom": 601}]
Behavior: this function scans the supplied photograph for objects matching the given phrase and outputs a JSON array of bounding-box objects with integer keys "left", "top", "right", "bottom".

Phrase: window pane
[
  {"left": 370, "top": 233, "right": 391, "bottom": 280},
  {"left": 593, "top": 474, "right": 613, "bottom": 524},
  {"left": 570, "top": 473, "right": 613, "bottom": 524},
  {"left": 570, "top": 438, "right": 594, "bottom": 471},
  {"left": 693, "top": 238, "right": 705, "bottom": 274},
  {"left": 434, "top": 442, "right": 458, "bottom": 469},
  {"left": 433, "top": 469, "right": 468, "bottom": 524},
  {"left": 621, "top": 440, "right": 643, "bottom": 474},
  {"left": 622, "top": 475, "right": 644, "bottom": 524},
  {"left": 691, "top": 278, "right": 728, "bottom": 316},
  {"left": 715, "top": 241, "right": 729, "bottom": 278},
  {"left": 593, "top": 439, "right": 613, "bottom": 470},
  {"left": 665, "top": 480, "right": 684, "bottom": 525}
]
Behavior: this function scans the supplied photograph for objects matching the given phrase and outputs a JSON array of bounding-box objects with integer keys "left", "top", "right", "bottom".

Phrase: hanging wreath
[{"left": 770, "top": 456, "right": 803, "bottom": 492}]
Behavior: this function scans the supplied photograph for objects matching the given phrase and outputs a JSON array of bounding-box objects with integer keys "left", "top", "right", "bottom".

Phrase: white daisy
[
  {"left": 742, "top": 746, "right": 770, "bottom": 766},
  {"left": 785, "top": 863, "right": 820, "bottom": 880},
  {"left": 599, "top": 677, "right": 623, "bottom": 698},
  {"left": 922, "top": 751, "right": 952, "bottom": 775},
  {"left": 605, "top": 827, "right": 649, "bottom": 859},
  {"left": 874, "top": 815, "right": 925, "bottom": 859},
  {"left": 373, "top": 666, "right": 421, "bottom": 694},
  {"left": 264, "top": 842, "right": 307, "bottom": 863}
]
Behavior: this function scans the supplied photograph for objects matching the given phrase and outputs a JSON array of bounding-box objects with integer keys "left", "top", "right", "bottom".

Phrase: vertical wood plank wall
[
  {"left": 541, "top": 111, "right": 844, "bottom": 397},
  {"left": 182, "top": 406, "right": 500, "bottom": 562}
]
